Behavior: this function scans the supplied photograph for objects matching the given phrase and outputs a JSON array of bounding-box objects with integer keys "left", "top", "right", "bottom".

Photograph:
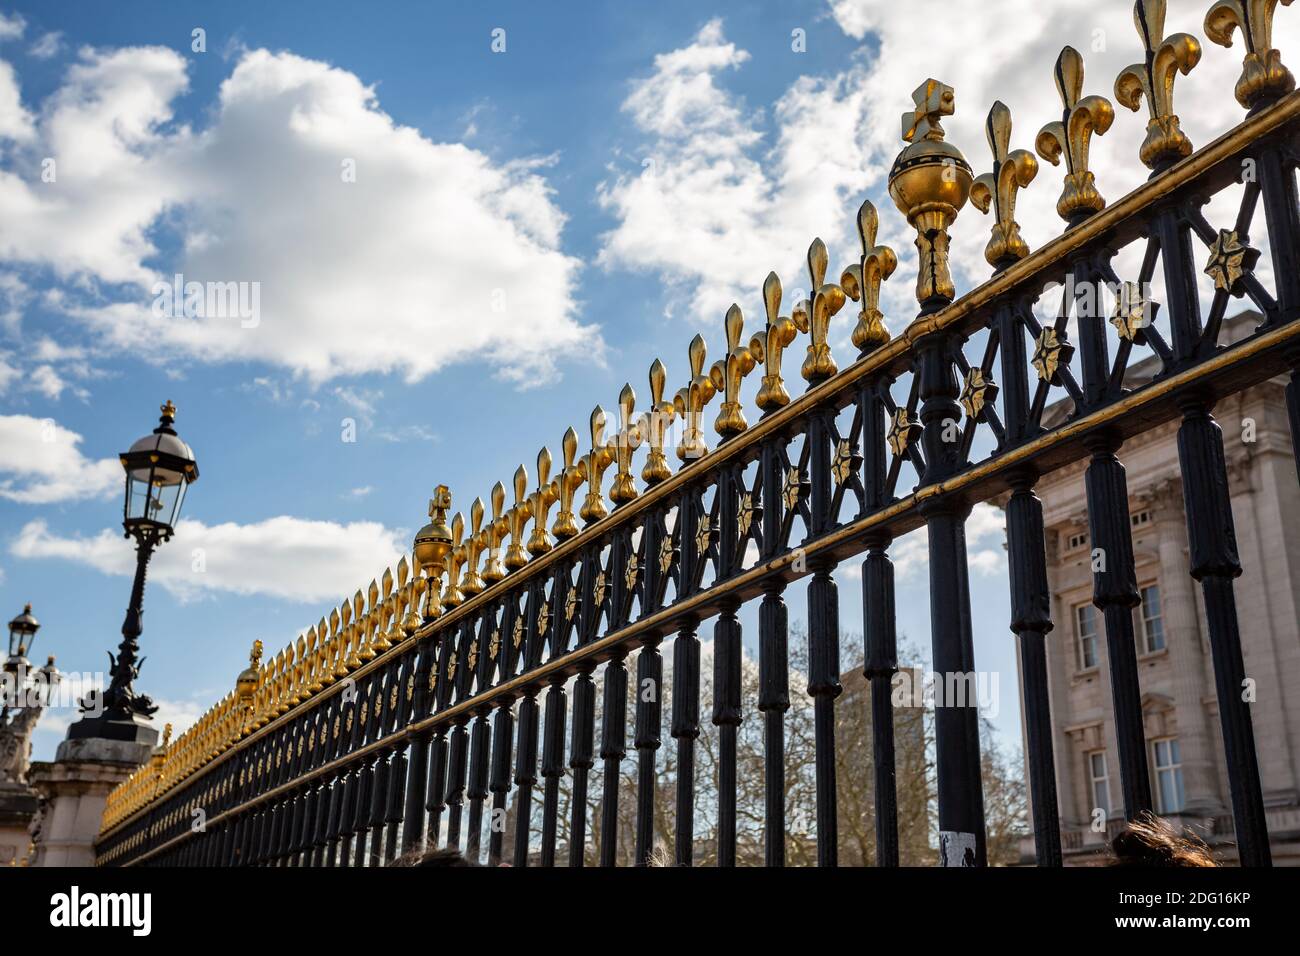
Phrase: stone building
[{"left": 1004, "top": 312, "right": 1300, "bottom": 864}]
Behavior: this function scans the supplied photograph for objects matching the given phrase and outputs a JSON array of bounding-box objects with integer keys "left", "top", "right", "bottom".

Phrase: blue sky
[{"left": 1, "top": 0, "right": 1279, "bottom": 760}]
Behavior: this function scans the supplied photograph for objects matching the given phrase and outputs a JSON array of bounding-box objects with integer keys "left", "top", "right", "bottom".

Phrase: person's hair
[
  {"left": 388, "top": 846, "right": 477, "bottom": 867},
  {"left": 1109, "top": 812, "right": 1218, "bottom": 867}
]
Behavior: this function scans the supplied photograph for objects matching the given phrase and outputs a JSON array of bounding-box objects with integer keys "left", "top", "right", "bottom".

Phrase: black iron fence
[{"left": 95, "top": 0, "right": 1300, "bottom": 867}]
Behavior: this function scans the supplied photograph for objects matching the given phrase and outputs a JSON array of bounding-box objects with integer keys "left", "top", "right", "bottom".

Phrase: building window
[
  {"left": 1131, "top": 510, "right": 1151, "bottom": 529},
  {"left": 1138, "top": 584, "right": 1165, "bottom": 653},
  {"left": 1067, "top": 530, "right": 1088, "bottom": 550},
  {"left": 1075, "top": 603, "right": 1099, "bottom": 670},
  {"left": 1152, "top": 738, "right": 1185, "bottom": 813},
  {"left": 1088, "top": 750, "right": 1112, "bottom": 817}
]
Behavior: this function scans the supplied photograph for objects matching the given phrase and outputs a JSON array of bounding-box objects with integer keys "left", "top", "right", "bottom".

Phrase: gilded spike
[
  {"left": 888, "top": 79, "right": 973, "bottom": 307},
  {"left": 801, "top": 239, "right": 847, "bottom": 383},
  {"left": 579, "top": 406, "right": 617, "bottom": 523},
  {"left": 460, "top": 497, "right": 487, "bottom": 595},
  {"left": 970, "top": 101, "right": 1039, "bottom": 268},
  {"left": 610, "top": 385, "right": 642, "bottom": 504},
  {"left": 841, "top": 201, "right": 898, "bottom": 353},
  {"left": 483, "top": 481, "right": 508, "bottom": 583},
  {"left": 443, "top": 513, "right": 466, "bottom": 608},
  {"left": 553, "top": 428, "right": 586, "bottom": 538},
  {"left": 708, "top": 304, "right": 759, "bottom": 436},
  {"left": 1205, "top": 0, "right": 1295, "bottom": 108},
  {"left": 672, "top": 334, "right": 718, "bottom": 460},
  {"left": 1036, "top": 46, "right": 1115, "bottom": 222},
  {"left": 641, "top": 360, "right": 676, "bottom": 485},
  {"left": 1115, "top": 0, "right": 1202, "bottom": 168},
  {"left": 528, "top": 447, "right": 560, "bottom": 555},
  {"left": 750, "top": 272, "right": 801, "bottom": 411},
  {"left": 505, "top": 465, "right": 530, "bottom": 570}
]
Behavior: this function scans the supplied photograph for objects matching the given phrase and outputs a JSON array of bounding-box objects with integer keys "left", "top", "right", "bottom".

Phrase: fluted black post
[
  {"left": 568, "top": 665, "right": 596, "bottom": 866},
  {"left": 513, "top": 689, "right": 540, "bottom": 866},
  {"left": 446, "top": 719, "right": 471, "bottom": 850},
  {"left": 425, "top": 729, "right": 448, "bottom": 848},
  {"left": 916, "top": 330, "right": 986, "bottom": 866},
  {"left": 598, "top": 651, "right": 628, "bottom": 867},
  {"left": 487, "top": 701, "right": 515, "bottom": 866},
  {"left": 757, "top": 583, "right": 788, "bottom": 867},
  {"left": 670, "top": 620, "right": 700, "bottom": 866},
  {"left": 633, "top": 634, "right": 663, "bottom": 865},
  {"left": 539, "top": 679, "right": 567, "bottom": 866},
  {"left": 1177, "top": 394, "right": 1270, "bottom": 865}
]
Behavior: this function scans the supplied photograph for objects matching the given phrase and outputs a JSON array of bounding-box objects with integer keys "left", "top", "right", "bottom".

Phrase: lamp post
[
  {"left": 1, "top": 604, "right": 59, "bottom": 791},
  {"left": 68, "top": 400, "right": 199, "bottom": 743}
]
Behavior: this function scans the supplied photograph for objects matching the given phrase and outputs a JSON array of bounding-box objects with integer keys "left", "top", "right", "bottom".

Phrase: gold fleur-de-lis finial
[
  {"left": 971, "top": 102, "right": 1039, "bottom": 268},
  {"left": 553, "top": 427, "right": 586, "bottom": 539},
  {"left": 1037, "top": 46, "right": 1116, "bottom": 223},
  {"left": 797, "top": 238, "right": 847, "bottom": 384},
  {"left": 841, "top": 201, "right": 898, "bottom": 353},
  {"left": 527, "top": 447, "right": 559, "bottom": 556},
  {"left": 1115, "top": 0, "right": 1203, "bottom": 169},
  {"left": 888, "top": 79, "right": 973, "bottom": 306},
  {"left": 1206, "top": 0, "right": 1295, "bottom": 108},
  {"left": 504, "top": 464, "right": 530, "bottom": 571},
  {"left": 483, "top": 481, "right": 508, "bottom": 583},
  {"left": 641, "top": 359, "right": 676, "bottom": 485},
  {"left": 709, "top": 304, "right": 759, "bottom": 437},
  {"left": 749, "top": 272, "right": 801, "bottom": 411},
  {"left": 459, "top": 497, "right": 487, "bottom": 596},
  {"left": 579, "top": 406, "right": 617, "bottom": 523},
  {"left": 442, "top": 514, "right": 466, "bottom": 609},
  {"left": 673, "top": 334, "right": 718, "bottom": 461},
  {"left": 610, "top": 385, "right": 642, "bottom": 504}
]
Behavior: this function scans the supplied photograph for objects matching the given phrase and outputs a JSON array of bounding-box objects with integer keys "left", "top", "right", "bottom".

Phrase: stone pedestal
[
  {"left": 28, "top": 734, "right": 155, "bottom": 867},
  {"left": 0, "top": 785, "right": 39, "bottom": 865}
]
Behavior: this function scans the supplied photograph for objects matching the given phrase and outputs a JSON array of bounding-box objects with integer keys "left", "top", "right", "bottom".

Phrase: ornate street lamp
[
  {"left": 1, "top": 603, "right": 58, "bottom": 793},
  {"left": 68, "top": 401, "right": 198, "bottom": 743}
]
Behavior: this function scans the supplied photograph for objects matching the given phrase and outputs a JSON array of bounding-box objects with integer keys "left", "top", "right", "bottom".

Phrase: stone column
[
  {"left": 1150, "top": 482, "right": 1221, "bottom": 814},
  {"left": 27, "top": 735, "right": 155, "bottom": 867}
]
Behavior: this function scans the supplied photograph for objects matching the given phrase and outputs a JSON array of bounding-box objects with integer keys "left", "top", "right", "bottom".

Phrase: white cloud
[
  {"left": 0, "top": 46, "right": 599, "bottom": 385},
  {"left": 10, "top": 514, "right": 407, "bottom": 603},
  {"left": 597, "top": 19, "right": 876, "bottom": 323},
  {"left": 0, "top": 12, "right": 24, "bottom": 41},
  {"left": 28, "top": 31, "right": 61, "bottom": 60},
  {"left": 28, "top": 363, "right": 65, "bottom": 398},
  {"left": 346, "top": 485, "right": 373, "bottom": 498},
  {"left": 888, "top": 502, "right": 1006, "bottom": 580},
  {"left": 0, "top": 414, "right": 120, "bottom": 503},
  {"left": 0, "top": 58, "right": 34, "bottom": 143}
]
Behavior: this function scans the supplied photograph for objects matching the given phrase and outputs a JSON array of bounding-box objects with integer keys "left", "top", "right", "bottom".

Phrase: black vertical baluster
[
  {"left": 712, "top": 463, "right": 743, "bottom": 867},
  {"left": 1253, "top": 133, "right": 1300, "bottom": 480},
  {"left": 916, "top": 330, "right": 986, "bottom": 866},
  {"left": 425, "top": 728, "right": 448, "bottom": 848},
  {"left": 997, "top": 295, "right": 1062, "bottom": 866},
  {"left": 488, "top": 698, "right": 515, "bottom": 866},
  {"left": 598, "top": 650, "right": 628, "bottom": 866},
  {"left": 1162, "top": 191, "right": 1274, "bottom": 864},
  {"left": 460, "top": 713, "right": 484, "bottom": 856},
  {"left": 569, "top": 664, "right": 597, "bottom": 866},
  {"left": 1177, "top": 394, "right": 1270, "bottom": 865},
  {"left": 513, "top": 688, "right": 540, "bottom": 866},
  {"left": 402, "top": 635, "right": 437, "bottom": 852},
  {"left": 539, "top": 678, "right": 567, "bottom": 866},
  {"left": 859, "top": 374, "right": 900, "bottom": 867},
  {"left": 633, "top": 633, "right": 663, "bottom": 865},
  {"left": 806, "top": 405, "right": 841, "bottom": 867},
  {"left": 757, "top": 437, "right": 789, "bottom": 867},
  {"left": 713, "top": 601, "right": 741, "bottom": 867},
  {"left": 1073, "top": 255, "right": 1151, "bottom": 821}
]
